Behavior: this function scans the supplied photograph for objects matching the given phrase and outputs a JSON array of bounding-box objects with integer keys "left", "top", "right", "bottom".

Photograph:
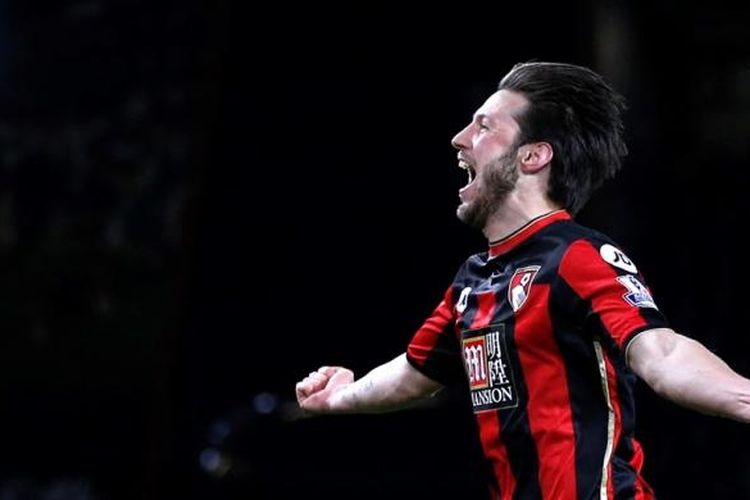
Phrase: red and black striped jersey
[{"left": 407, "top": 210, "right": 668, "bottom": 500}]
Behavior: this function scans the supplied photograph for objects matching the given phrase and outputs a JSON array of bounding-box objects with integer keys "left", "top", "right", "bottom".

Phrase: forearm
[
  {"left": 630, "top": 330, "right": 750, "bottom": 423},
  {"left": 330, "top": 354, "right": 442, "bottom": 414}
]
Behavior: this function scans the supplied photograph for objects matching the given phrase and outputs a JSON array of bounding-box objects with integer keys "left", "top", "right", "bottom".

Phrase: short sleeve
[
  {"left": 406, "top": 286, "right": 465, "bottom": 385},
  {"left": 558, "top": 239, "right": 669, "bottom": 351}
]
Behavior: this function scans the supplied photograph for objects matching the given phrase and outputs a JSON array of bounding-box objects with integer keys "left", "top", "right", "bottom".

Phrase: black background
[{"left": 1, "top": 1, "right": 749, "bottom": 498}]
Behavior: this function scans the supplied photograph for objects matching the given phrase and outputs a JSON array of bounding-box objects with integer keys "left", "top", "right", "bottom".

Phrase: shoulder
[
  {"left": 546, "top": 219, "right": 619, "bottom": 247},
  {"left": 521, "top": 219, "right": 621, "bottom": 267},
  {"left": 437, "top": 250, "right": 490, "bottom": 288},
  {"left": 554, "top": 221, "right": 640, "bottom": 275},
  {"left": 457, "top": 249, "right": 491, "bottom": 270}
]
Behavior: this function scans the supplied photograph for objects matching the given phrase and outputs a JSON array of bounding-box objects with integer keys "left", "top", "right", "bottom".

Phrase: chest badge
[{"left": 508, "top": 266, "right": 541, "bottom": 312}]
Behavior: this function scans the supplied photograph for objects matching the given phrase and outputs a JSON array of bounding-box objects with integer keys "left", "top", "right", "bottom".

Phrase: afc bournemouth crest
[
  {"left": 508, "top": 266, "right": 541, "bottom": 312},
  {"left": 462, "top": 325, "right": 518, "bottom": 412}
]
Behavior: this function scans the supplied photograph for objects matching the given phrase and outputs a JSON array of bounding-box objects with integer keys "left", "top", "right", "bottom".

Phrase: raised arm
[
  {"left": 295, "top": 353, "right": 443, "bottom": 414},
  {"left": 627, "top": 327, "right": 750, "bottom": 423}
]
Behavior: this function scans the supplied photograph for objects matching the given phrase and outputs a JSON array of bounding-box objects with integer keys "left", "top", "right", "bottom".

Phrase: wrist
[{"left": 328, "top": 384, "right": 356, "bottom": 413}]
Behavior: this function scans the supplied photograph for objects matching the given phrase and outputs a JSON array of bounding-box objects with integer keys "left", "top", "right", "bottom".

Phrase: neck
[{"left": 483, "top": 196, "right": 562, "bottom": 243}]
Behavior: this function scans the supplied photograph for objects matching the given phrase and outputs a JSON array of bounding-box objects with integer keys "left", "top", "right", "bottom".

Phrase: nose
[{"left": 451, "top": 123, "right": 472, "bottom": 151}]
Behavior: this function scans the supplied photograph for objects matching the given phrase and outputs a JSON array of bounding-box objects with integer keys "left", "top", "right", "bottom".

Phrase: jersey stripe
[
  {"left": 469, "top": 291, "right": 517, "bottom": 499},
  {"left": 406, "top": 287, "right": 462, "bottom": 384},
  {"left": 602, "top": 345, "right": 624, "bottom": 499},
  {"left": 592, "top": 320, "right": 652, "bottom": 500},
  {"left": 558, "top": 240, "right": 650, "bottom": 349},
  {"left": 472, "top": 291, "right": 496, "bottom": 330},
  {"left": 514, "top": 284, "right": 577, "bottom": 499},
  {"left": 491, "top": 306, "right": 543, "bottom": 499},
  {"left": 548, "top": 279, "right": 612, "bottom": 499},
  {"left": 406, "top": 216, "right": 668, "bottom": 498},
  {"left": 593, "top": 340, "right": 616, "bottom": 500},
  {"left": 630, "top": 439, "right": 653, "bottom": 500}
]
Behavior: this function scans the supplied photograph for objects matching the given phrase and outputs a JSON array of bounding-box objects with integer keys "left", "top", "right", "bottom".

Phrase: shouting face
[{"left": 451, "top": 90, "right": 528, "bottom": 230}]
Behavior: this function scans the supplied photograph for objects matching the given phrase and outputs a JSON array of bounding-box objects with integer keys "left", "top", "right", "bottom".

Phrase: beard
[{"left": 457, "top": 148, "right": 519, "bottom": 230}]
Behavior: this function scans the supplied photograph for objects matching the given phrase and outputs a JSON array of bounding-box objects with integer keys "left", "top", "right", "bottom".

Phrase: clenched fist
[{"left": 295, "top": 366, "right": 354, "bottom": 413}]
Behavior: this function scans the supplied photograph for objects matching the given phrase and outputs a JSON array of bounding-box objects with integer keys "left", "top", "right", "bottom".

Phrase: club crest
[{"left": 508, "top": 266, "right": 541, "bottom": 312}]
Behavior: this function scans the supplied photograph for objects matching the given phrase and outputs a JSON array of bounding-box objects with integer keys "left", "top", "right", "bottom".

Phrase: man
[{"left": 295, "top": 62, "right": 750, "bottom": 499}]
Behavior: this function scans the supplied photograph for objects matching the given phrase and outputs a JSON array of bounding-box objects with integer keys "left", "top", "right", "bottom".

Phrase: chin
[
  {"left": 457, "top": 203, "right": 486, "bottom": 230},
  {"left": 456, "top": 202, "right": 471, "bottom": 222}
]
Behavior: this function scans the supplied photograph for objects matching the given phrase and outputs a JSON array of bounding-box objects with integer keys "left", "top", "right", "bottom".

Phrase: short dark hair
[{"left": 498, "top": 62, "right": 627, "bottom": 214}]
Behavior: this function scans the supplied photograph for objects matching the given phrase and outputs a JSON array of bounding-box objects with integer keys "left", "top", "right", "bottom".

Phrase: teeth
[{"left": 458, "top": 160, "right": 474, "bottom": 183}]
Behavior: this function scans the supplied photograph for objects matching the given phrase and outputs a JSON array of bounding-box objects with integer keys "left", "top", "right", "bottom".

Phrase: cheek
[
  {"left": 476, "top": 137, "right": 511, "bottom": 162},
  {"left": 473, "top": 145, "right": 494, "bottom": 166}
]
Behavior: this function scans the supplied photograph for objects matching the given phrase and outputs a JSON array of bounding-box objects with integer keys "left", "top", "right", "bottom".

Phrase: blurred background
[{"left": 0, "top": 1, "right": 749, "bottom": 498}]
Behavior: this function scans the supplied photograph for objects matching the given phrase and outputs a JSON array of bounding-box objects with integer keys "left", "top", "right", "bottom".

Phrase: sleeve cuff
[
  {"left": 405, "top": 352, "right": 455, "bottom": 386},
  {"left": 622, "top": 324, "right": 671, "bottom": 368}
]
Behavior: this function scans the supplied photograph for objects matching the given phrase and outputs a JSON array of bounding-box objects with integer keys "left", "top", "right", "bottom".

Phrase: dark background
[{"left": 0, "top": 1, "right": 749, "bottom": 498}]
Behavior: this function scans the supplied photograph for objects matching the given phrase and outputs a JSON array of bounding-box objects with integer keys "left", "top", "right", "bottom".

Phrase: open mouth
[{"left": 459, "top": 159, "right": 476, "bottom": 185}]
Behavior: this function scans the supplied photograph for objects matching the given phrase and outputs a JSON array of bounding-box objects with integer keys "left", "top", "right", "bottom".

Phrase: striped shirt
[{"left": 407, "top": 210, "right": 667, "bottom": 500}]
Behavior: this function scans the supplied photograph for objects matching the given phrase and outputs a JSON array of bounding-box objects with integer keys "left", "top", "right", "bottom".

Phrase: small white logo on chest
[{"left": 456, "top": 287, "right": 472, "bottom": 313}]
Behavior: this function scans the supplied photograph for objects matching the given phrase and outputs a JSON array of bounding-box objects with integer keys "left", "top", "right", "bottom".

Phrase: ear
[{"left": 518, "top": 142, "right": 553, "bottom": 174}]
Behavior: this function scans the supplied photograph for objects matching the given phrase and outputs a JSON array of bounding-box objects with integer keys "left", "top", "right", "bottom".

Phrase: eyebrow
[
  {"left": 475, "top": 111, "right": 519, "bottom": 129},
  {"left": 473, "top": 113, "right": 501, "bottom": 129}
]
